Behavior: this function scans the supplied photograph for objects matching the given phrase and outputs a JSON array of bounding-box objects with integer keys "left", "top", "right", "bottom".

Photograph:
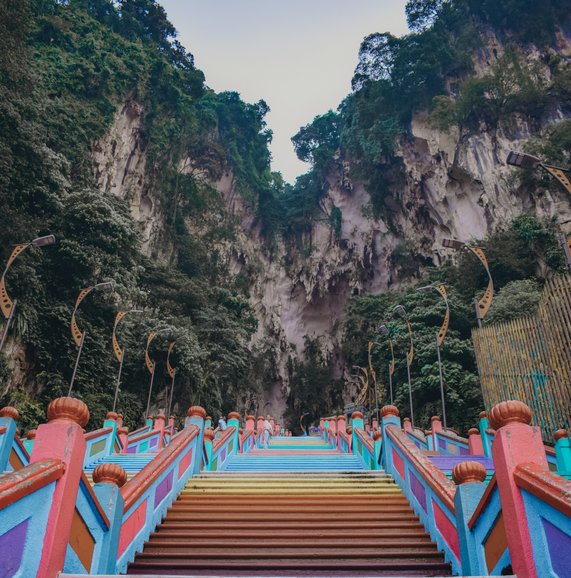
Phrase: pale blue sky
[{"left": 160, "top": 1, "right": 409, "bottom": 182}]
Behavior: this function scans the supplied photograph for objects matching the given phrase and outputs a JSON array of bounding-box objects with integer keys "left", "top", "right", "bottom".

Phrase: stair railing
[{"left": 0, "top": 398, "right": 207, "bottom": 577}]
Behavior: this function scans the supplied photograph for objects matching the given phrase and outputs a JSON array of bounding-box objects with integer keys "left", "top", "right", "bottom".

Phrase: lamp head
[
  {"left": 379, "top": 324, "right": 390, "bottom": 337},
  {"left": 129, "top": 309, "right": 144, "bottom": 314},
  {"left": 442, "top": 238, "right": 465, "bottom": 251},
  {"left": 94, "top": 281, "right": 113, "bottom": 292},
  {"left": 157, "top": 328, "right": 173, "bottom": 337},
  {"left": 31, "top": 234, "right": 56, "bottom": 248},
  {"left": 506, "top": 151, "right": 541, "bottom": 169}
]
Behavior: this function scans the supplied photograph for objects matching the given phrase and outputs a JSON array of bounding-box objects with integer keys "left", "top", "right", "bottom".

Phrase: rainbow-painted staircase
[
  {"left": 127, "top": 436, "right": 451, "bottom": 576},
  {"left": 0, "top": 401, "right": 570, "bottom": 578}
]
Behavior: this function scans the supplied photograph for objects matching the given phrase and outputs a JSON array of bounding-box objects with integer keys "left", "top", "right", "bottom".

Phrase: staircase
[
  {"left": 84, "top": 452, "right": 156, "bottom": 482},
  {"left": 127, "top": 436, "right": 451, "bottom": 576}
]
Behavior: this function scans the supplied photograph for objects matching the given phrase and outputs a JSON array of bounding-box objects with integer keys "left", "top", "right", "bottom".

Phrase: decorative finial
[
  {"left": 187, "top": 406, "right": 206, "bottom": 419},
  {"left": 204, "top": 427, "right": 215, "bottom": 441},
  {"left": 452, "top": 461, "right": 487, "bottom": 485},
  {"left": 351, "top": 411, "right": 364, "bottom": 420},
  {"left": 105, "top": 411, "right": 119, "bottom": 421},
  {"left": 156, "top": 411, "right": 166, "bottom": 420},
  {"left": 431, "top": 416, "right": 441, "bottom": 422},
  {"left": 380, "top": 405, "right": 399, "bottom": 417},
  {"left": 479, "top": 411, "right": 487, "bottom": 419},
  {"left": 0, "top": 406, "right": 19, "bottom": 420},
  {"left": 346, "top": 426, "right": 353, "bottom": 434},
  {"left": 554, "top": 429, "right": 568, "bottom": 441},
  {"left": 489, "top": 400, "right": 532, "bottom": 430},
  {"left": 373, "top": 431, "right": 382, "bottom": 441},
  {"left": 26, "top": 429, "right": 37, "bottom": 440},
  {"left": 117, "top": 426, "right": 129, "bottom": 436},
  {"left": 47, "top": 397, "right": 89, "bottom": 427},
  {"left": 92, "top": 463, "right": 128, "bottom": 487},
  {"left": 468, "top": 428, "right": 480, "bottom": 436},
  {"left": 228, "top": 411, "right": 241, "bottom": 421}
]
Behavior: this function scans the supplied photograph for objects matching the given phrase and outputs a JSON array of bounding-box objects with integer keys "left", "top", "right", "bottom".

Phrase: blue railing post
[
  {"left": 0, "top": 406, "right": 18, "bottom": 471},
  {"left": 453, "top": 462, "right": 488, "bottom": 576},
  {"left": 91, "top": 464, "right": 127, "bottom": 574}
]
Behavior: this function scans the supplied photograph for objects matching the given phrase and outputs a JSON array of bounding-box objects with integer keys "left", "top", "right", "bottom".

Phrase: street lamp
[
  {"left": 379, "top": 324, "right": 395, "bottom": 404},
  {"left": 352, "top": 365, "right": 369, "bottom": 408},
  {"left": 68, "top": 281, "right": 114, "bottom": 396},
  {"left": 507, "top": 150, "right": 571, "bottom": 269},
  {"left": 0, "top": 235, "right": 56, "bottom": 352},
  {"left": 393, "top": 305, "right": 415, "bottom": 427},
  {"left": 366, "top": 341, "right": 381, "bottom": 423},
  {"left": 442, "top": 238, "right": 493, "bottom": 327},
  {"left": 144, "top": 327, "right": 173, "bottom": 419},
  {"left": 111, "top": 309, "right": 144, "bottom": 413},
  {"left": 166, "top": 340, "right": 177, "bottom": 418},
  {"left": 417, "top": 283, "right": 450, "bottom": 429}
]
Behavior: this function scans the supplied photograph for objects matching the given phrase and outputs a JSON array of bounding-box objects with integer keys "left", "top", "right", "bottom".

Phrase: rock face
[{"left": 89, "top": 28, "right": 571, "bottom": 416}]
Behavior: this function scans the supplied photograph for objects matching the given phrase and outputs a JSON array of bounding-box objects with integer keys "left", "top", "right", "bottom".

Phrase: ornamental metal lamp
[
  {"left": 393, "top": 305, "right": 415, "bottom": 427},
  {"left": 0, "top": 235, "right": 56, "bottom": 352},
  {"left": 507, "top": 150, "right": 571, "bottom": 270},
  {"left": 417, "top": 283, "right": 450, "bottom": 429},
  {"left": 166, "top": 340, "right": 177, "bottom": 418},
  {"left": 144, "top": 327, "right": 173, "bottom": 419},
  {"left": 68, "top": 281, "right": 114, "bottom": 396},
  {"left": 111, "top": 309, "right": 144, "bottom": 413},
  {"left": 379, "top": 324, "right": 396, "bottom": 405},
  {"left": 442, "top": 238, "right": 493, "bottom": 328}
]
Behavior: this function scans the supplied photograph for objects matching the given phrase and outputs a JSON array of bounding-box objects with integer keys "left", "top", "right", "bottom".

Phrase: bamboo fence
[{"left": 472, "top": 276, "right": 571, "bottom": 443}]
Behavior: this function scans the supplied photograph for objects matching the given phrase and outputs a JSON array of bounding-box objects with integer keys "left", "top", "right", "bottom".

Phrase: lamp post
[
  {"left": 417, "top": 283, "right": 450, "bottom": 429},
  {"left": 442, "top": 239, "right": 493, "bottom": 328},
  {"left": 351, "top": 365, "right": 369, "bottom": 409},
  {"left": 507, "top": 150, "right": 571, "bottom": 270},
  {"left": 144, "top": 328, "right": 172, "bottom": 420},
  {"left": 68, "top": 281, "right": 114, "bottom": 396},
  {"left": 366, "top": 341, "right": 381, "bottom": 423},
  {"left": 166, "top": 340, "right": 176, "bottom": 418},
  {"left": 379, "top": 325, "right": 395, "bottom": 404},
  {"left": 111, "top": 309, "right": 144, "bottom": 413},
  {"left": 0, "top": 235, "right": 56, "bottom": 352},
  {"left": 393, "top": 305, "right": 415, "bottom": 427}
]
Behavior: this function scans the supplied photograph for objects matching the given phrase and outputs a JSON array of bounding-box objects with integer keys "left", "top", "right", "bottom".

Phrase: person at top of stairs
[{"left": 263, "top": 415, "right": 272, "bottom": 448}]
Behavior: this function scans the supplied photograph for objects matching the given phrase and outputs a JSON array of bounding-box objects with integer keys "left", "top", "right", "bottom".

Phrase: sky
[{"left": 159, "top": 0, "right": 409, "bottom": 183}]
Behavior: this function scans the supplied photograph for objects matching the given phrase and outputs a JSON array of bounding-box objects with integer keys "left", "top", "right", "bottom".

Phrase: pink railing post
[
  {"left": 154, "top": 411, "right": 166, "bottom": 448},
  {"left": 30, "top": 397, "right": 89, "bottom": 578},
  {"left": 245, "top": 415, "right": 255, "bottom": 430},
  {"left": 117, "top": 426, "right": 129, "bottom": 454},
  {"left": 468, "top": 427, "right": 484, "bottom": 456},
  {"left": 403, "top": 417, "right": 413, "bottom": 433},
  {"left": 490, "top": 400, "right": 548, "bottom": 578},
  {"left": 337, "top": 415, "right": 347, "bottom": 451}
]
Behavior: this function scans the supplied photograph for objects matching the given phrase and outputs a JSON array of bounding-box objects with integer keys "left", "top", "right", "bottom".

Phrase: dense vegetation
[
  {"left": 341, "top": 215, "right": 567, "bottom": 432},
  {"left": 0, "top": 0, "right": 278, "bottom": 431},
  {"left": 287, "top": 0, "right": 571, "bottom": 223}
]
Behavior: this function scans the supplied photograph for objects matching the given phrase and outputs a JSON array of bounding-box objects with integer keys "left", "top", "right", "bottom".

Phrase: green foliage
[
  {"left": 0, "top": 0, "right": 276, "bottom": 431},
  {"left": 429, "top": 52, "right": 548, "bottom": 131},
  {"left": 285, "top": 336, "right": 344, "bottom": 434},
  {"left": 485, "top": 279, "right": 543, "bottom": 324},
  {"left": 342, "top": 215, "right": 566, "bottom": 432}
]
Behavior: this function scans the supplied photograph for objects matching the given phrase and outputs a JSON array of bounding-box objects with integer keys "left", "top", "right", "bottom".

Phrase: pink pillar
[
  {"left": 30, "top": 397, "right": 89, "bottom": 578},
  {"left": 329, "top": 417, "right": 337, "bottom": 435},
  {"left": 372, "top": 418, "right": 379, "bottom": 431},
  {"left": 319, "top": 418, "right": 324, "bottom": 433},
  {"left": 257, "top": 416, "right": 264, "bottom": 432},
  {"left": 117, "top": 426, "right": 129, "bottom": 453},
  {"left": 431, "top": 415, "right": 443, "bottom": 448},
  {"left": 116, "top": 413, "right": 123, "bottom": 428},
  {"left": 490, "top": 401, "right": 548, "bottom": 578},
  {"left": 365, "top": 423, "right": 371, "bottom": 433},
  {"left": 468, "top": 427, "right": 484, "bottom": 455},
  {"left": 403, "top": 417, "right": 412, "bottom": 432},
  {"left": 245, "top": 415, "right": 255, "bottom": 430},
  {"left": 154, "top": 411, "right": 166, "bottom": 448}
]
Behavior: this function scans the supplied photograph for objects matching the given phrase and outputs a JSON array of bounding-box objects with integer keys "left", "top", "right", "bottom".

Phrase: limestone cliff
[{"left": 89, "top": 26, "right": 571, "bottom": 418}]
